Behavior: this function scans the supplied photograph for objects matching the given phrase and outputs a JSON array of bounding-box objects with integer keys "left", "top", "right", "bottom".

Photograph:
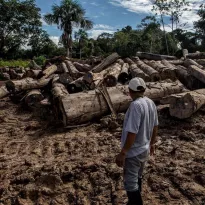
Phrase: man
[{"left": 116, "top": 77, "right": 158, "bottom": 205}]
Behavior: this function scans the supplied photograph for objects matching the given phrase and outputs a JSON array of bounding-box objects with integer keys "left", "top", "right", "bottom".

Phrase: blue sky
[{"left": 36, "top": 0, "right": 203, "bottom": 44}]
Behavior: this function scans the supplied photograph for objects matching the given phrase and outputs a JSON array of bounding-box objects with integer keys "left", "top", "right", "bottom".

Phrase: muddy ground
[{"left": 0, "top": 98, "right": 204, "bottom": 205}]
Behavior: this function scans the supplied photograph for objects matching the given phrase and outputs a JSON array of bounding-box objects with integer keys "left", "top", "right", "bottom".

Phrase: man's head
[{"left": 128, "top": 77, "right": 146, "bottom": 100}]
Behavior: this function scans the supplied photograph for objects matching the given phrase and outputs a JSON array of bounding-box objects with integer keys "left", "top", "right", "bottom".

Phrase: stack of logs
[{"left": 1, "top": 51, "right": 205, "bottom": 126}]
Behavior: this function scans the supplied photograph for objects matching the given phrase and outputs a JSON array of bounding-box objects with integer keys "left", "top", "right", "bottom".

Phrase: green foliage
[
  {"left": 0, "top": 0, "right": 42, "bottom": 58},
  {"left": 33, "top": 56, "right": 46, "bottom": 66},
  {"left": 0, "top": 60, "right": 29, "bottom": 68}
]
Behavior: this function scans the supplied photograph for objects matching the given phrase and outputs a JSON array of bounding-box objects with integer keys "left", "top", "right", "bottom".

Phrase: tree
[
  {"left": 0, "top": 0, "right": 42, "bottom": 58},
  {"left": 74, "top": 29, "right": 88, "bottom": 59},
  {"left": 44, "top": 0, "right": 93, "bottom": 57}
]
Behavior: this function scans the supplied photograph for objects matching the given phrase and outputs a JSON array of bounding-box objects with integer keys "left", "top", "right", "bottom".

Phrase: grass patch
[{"left": 0, "top": 60, "right": 30, "bottom": 68}]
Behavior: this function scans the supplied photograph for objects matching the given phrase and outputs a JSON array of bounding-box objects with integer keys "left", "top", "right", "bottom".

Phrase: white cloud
[
  {"left": 90, "top": 2, "right": 99, "bottom": 6},
  {"left": 88, "top": 30, "right": 115, "bottom": 39},
  {"left": 93, "top": 24, "right": 115, "bottom": 30},
  {"left": 109, "top": 0, "right": 202, "bottom": 31},
  {"left": 50, "top": 36, "right": 60, "bottom": 45}
]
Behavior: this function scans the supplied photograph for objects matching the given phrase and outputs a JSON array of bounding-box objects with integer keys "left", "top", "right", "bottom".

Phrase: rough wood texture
[
  {"left": 92, "top": 53, "right": 120, "bottom": 73},
  {"left": 163, "top": 89, "right": 205, "bottom": 119},
  {"left": 0, "top": 86, "right": 9, "bottom": 99},
  {"left": 58, "top": 73, "right": 73, "bottom": 86},
  {"left": 116, "top": 59, "right": 124, "bottom": 66},
  {"left": 6, "top": 77, "right": 52, "bottom": 93},
  {"left": 135, "top": 60, "right": 161, "bottom": 81},
  {"left": 29, "top": 60, "right": 42, "bottom": 70},
  {"left": 184, "top": 59, "right": 204, "bottom": 69},
  {"left": 73, "top": 62, "right": 92, "bottom": 72},
  {"left": 186, "top": 52, "right": 205, "bottom": 59},
  {"left": 145, "top": 60, "right": 176, "bottom": 80},
  {"left": 67, "top": 77, "right": 88, "bottom": 94},
  {"left": 42, "top": 65, "right": 58, "bottom": 79},
  {"left": 60, "top": 81, "right": 184, "bottom": 125},
  {"left": 196, "top": 59, "right": 205, "bottom": 66},
  {"left": 65, "top": 61, "right": 84, "bottom": 78},
  {"left": 124, "top": 58, "right": 135, "bottom": 65},
  {"left": 0, "top": 73, "right": 10, "bottom": 80},
  {"left": 188, "top": 65, "right": 205, "bottom": 84},
  {"left": 136, "top": 52, "right": 177, "bottom": 60},
  {"left": 161, "top": 60, "right": 177, "bottom": 71},
  {"left": 176, "top": 65, "right": 204, "bottom": 90},
  {"left": 167, "top": 60, "right": 184, "bottom": 65},
  {"left": 104, "top": 63, "right": 122, "bottom": 87},
  {"left": 26, "top": 70, "right": 42, "bottom": 79},
  {"left": 118, "top": 63, "right": 129, "bottom": 84},
  {"left": 129, "top": 64, "right": 150, "bottom": 82},
  {"left": 58, "top": 62, "right": 69, "bottom": 73},
  {"left": 24, "top": 89, "right": 44, "bottom": 106}
]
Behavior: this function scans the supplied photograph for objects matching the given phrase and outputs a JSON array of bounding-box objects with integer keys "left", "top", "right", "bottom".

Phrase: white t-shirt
[{"left": 121, "top": 97, "right": 159, "bottom": 158}]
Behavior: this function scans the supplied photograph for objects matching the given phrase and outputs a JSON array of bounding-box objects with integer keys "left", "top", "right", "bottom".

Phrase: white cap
[{"left": 128, "top": 77, "right": 146, "bottom": 92}]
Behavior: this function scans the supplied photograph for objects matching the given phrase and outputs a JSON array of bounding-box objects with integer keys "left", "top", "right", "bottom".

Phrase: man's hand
[
  {"left": 115, "top": 152, "right": 126, "bottom": 167},
  {"left": 150, "top": 144, "right": 156, "bottom": 156}
]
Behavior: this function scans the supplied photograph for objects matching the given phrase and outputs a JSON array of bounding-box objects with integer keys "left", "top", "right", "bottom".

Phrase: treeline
[{"left": 0, "top": 0, "right": 204, "bottom": 60}]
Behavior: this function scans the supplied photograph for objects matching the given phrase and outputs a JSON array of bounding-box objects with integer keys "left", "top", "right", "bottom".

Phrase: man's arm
[
  {"left": 116, "top": 132, "right": 136, "bottom": 167},
  {"left": 150, "top": 125, "right": 158, "bottom": 155}
]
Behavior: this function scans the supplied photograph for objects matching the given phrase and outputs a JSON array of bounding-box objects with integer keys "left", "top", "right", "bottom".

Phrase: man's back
[{"left": 121, "top": 96, "right": 158, "bottom": 158}]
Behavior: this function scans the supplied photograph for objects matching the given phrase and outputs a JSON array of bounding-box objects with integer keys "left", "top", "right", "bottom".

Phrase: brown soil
[{"left": 0, "top": 99, "right": 204, "bottom": 205}]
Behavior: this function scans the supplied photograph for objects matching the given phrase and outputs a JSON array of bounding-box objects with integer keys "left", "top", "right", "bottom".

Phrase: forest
[{"left": 0, "top": 0, "right": 204, "bottom": 64}]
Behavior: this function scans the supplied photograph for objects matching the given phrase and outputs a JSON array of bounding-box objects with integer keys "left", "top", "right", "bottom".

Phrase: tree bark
[
  {"left": 67, "top": 77, "right": 88, "bottom": 94},
  {"left": 135, "top": 52, "right": 176, "bottom": 60},
  {"left": 24, "top": 89, "right": 44, "bottom": 106},
  {"left": 64, "top": 60, "right": 84, "bottom": 78},
  {"left": 135, "top": 60, "right": 161, "bottom": 81},
  {"left": 188, "top": 65, "right": 205, "bottom": 84},
  {"left": 163, "top": 89, "right": 205, "bottom": 119},
  {"left": 167, "top": 60, "right": 184, "bottom": 65},
  {"left": 73, "top": 62, "right": 92, "bottom": 72},
  {"left": 161, "top": 59, "right": 177, "bottom": 71},
  {"left": 196, "top": 59, "right": 205, "bottom": 66},
  {"left": 116, "top": 59, "right": 124, "bottom": 66},
  {"left": 60, "top": 81, "right": 184, "bottom": 125},
  {"left": 6, "top": 77, "right": 52, "bottom": 93},
  {"left": 57, "top": 62, "right": 69, "bottom": 73},
  {"left": 184, "top": 59, "right": 204, "bottom": 70},
  {"left": 124, "top": 58, "right": 135, "bottom": 65},
  {"left": 103, "top": 63, "right": 122, "bottom": 87},
  {"left": 42, "top": 65, "right": 58, "bottom": 79},
  {"left": 118, "top": 63, "right": 130, "bottom": 84},
  {"left": 58, "top": 73, "right": 73, "bottom": 86},
  {"left": 0, "top": 86, "right": 9, "bottom": 99},
  {"left": 92, "top": 53, "right": 120, "bottom": 73},
  {"left": 186, "top": 52, "right": 205, "bottom": 59},
  {"left": 129, "top": 64, "right": 150, "bottom": 82},
  {"left": 176, "top": 65, "right": 205, "bottom": 90},
  {"left": 0, "top": 73, "right": 10, "bottom": 80},
  {"left": 145, "top": 60, "right": 176, "bottom": 80},
  {"left": 25, "top": 70, "right": 43, "bottom": 79}
]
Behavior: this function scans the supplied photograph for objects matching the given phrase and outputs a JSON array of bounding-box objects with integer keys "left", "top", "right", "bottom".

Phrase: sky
[{"left": 36, "top": 0, "right": 204, "bottom": 45}]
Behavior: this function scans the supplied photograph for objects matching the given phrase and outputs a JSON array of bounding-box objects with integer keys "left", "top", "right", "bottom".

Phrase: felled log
[
  {"left": 57, "top": 62, "right": 69, "bottom": 73},
  {"left": 16, "top": 73, "right": 24, "bottom": 80},
  {"left": 129, "top": 64, "right": 150, "bottom": 82},
  {"left": 58, "top": 73, "right": 73, "bottom": 86},
  {"left": 104, "top": 63, "right": 122, "bottom": 87},
  {"left": 60, "top": 81, "right": 184, "bottom": 125},
  {"left": 0, "top": 73, "right": 10, "bottom": 80},
  {"left": 9, "top": 69, "right": 18, "bottom": 79},
  {"left": 52, "top": 76, "right": 69, "bottom": 99},
  {"left": 24, "top": 89, "right": 44, "bottom": 106},
  {"left": 42, "top": 65, "right": 58, "bottom": 79},
  {"left": 136, "top": 52, "right": 177, "bottom": 60},
  {"left": 145, "top": 60, "right": 176, "bottom": 80},
  {"left": 15, "top": 67, "right": 24, "bottom": 73},
  {"left": 73, "top": 62, "right": 92, "bottom": 72},
  {"left": 0, "top": 86, "right": 9, "bottom": 99},
  {"left": 167, "top": 60, "right": 184, "bottom": 65},
  {"left": 135, "top": 60, "right": 160, "bottom": 81},
  {"left": 6, "top": 77, "right": 52, "bottom": 93},
  {"left": 0, "top": 67, "right": 9, "bottom": 73},
  {"left": 162, "top": 89, "right": 205, "bottom": 119},
  {"left": 184, "top": 59, "right": 203, "bottom": 70},
  {"left": 29, "top": 60, "right": 42, "bottom": 70},
  {"left": 118, "top": 63, "right": 130, "bottom": 84},
  {"left": 188, "top": 65, "right": 205, "bottom": 84},
  {"left": 124, "top": 58, "right": 135, "bottom": 65},
  {"left": 25, "top": 70, "right": 43, "bottom": 79},
  {"left": 116, "top": 59, "right": 124, "bottom": 66},
  {"left": 67, "top": 77, "right": 88, "bottom": 94},
  {"left": 186, "top": 52, "right": 205, "bottom": 59},
  {"left": 161, "top": 60, "right": 177, "bottom": 71},
  {"left": 64, "top": 60, "right": 84, "bottom": 78},
  {"left": 176, "top": 65, "right": 204, "bottom": 90},
  {"left": 196, "top": 59, "right": 205, "bottom": 66},
  {"left": 92, "top": 53, "right": 120, "bottom": 73}
]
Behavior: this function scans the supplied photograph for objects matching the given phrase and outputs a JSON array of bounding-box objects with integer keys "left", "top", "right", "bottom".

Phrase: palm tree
[{"left": 44, "top": 0, "right": 93, "bottom": 57}]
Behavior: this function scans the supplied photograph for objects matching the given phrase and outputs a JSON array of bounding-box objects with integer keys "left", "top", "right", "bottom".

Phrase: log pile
[{"left": 1, "top": 50, "right": 205, "bottom": 125}]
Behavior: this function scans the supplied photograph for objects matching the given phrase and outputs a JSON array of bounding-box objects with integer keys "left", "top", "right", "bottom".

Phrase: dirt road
[{"left": 0, "top": 99, "right": 204, "bottom": 205}]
